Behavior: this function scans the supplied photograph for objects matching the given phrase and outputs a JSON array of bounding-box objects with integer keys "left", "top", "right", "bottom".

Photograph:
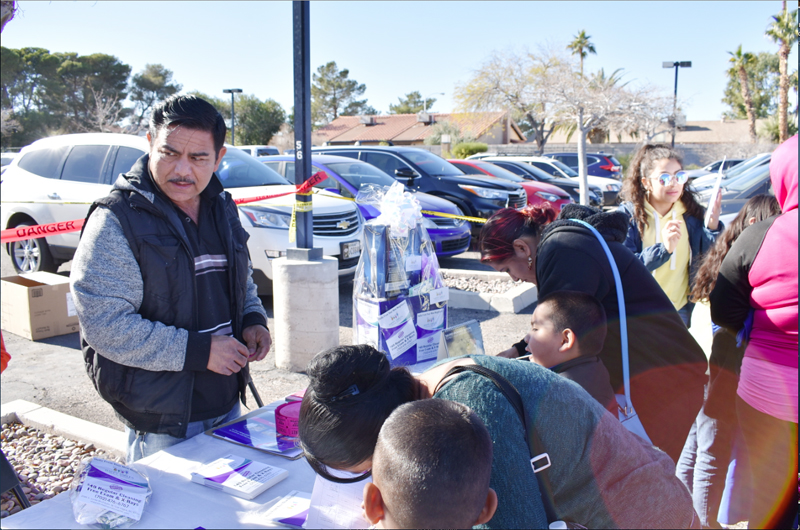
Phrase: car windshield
[
  {"left": 724, "top": 164, "right": 770, "bottom": 192},
  {"left": 550, "top": 159, "right": 579, "bottom": 177},
  {"left": 325, "top": 161, "right": 396, "bottom": 188},
  {"left": 472, "top": 161, "right": 524, "bottom": 182},
  {"left": 216, "top": 148, "right": 290, "bottom": 188},
  {"left": 401, "top": 149, "right": 464, "bottom": 177},
  {"left": 503, "top": 161, "right": 556, "bottom": 181},
  {"left": 723, "top": 154, "right": 770, "bottom": 180}
]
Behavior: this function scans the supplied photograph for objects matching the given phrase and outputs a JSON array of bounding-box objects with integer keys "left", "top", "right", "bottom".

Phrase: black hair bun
[{"left": 307, "top": 345, "right": 388, "bottom": 401}]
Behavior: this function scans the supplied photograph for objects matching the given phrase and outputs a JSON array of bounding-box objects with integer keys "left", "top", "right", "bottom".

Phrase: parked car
[
  {"left": 468, "top": 154, "right": 621, "bottom": 206},
  {"left": 691, "top": 153, "right": 772, "bottom": 191},
  {"left": 1, "top": 133, "right": 363, "bottom": 294},
  {"left": 448, "top": 159, "right": 572, "bottom": 212},
  {"left": 469, "top": 157, "right": 603, "bottom": 207},
  {"left": 312, "top": 146, "right": 527, "bottom": 233},
  {"left": 1, "top": 152, "right": 18, "bottom": 175},
  {"left": 545, "top": 152, "right": 623, "bottom": 180},
  {"left": 237, "top": 145, "right": 280, "bottom": 157},
  {"left": 683, "top": 158, "right": 746, "bottom": 182},
  {"left": 261, "top": 154, "right": 472, "bottom": 256},
  {"left": 697, "top": 162, "right": 773, "bottom": 226}
]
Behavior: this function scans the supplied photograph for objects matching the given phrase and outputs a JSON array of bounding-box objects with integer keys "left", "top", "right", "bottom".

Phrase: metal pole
[
  {"left": 223, "top": 88, "right": 242, "bottom": 146},
  {"left": 672, "top": 64, "right": 679, "bottom": 148},
  {"left": 231, "top": 92, "right": 236, "bottom": 146},
  {"left": 292, "top": 1, "right": 315, "bottom": 253}
]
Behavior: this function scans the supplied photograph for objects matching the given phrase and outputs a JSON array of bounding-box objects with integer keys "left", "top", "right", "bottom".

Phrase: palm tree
[
  {"left": 765, "top": 2, "right": 798, "bottom": 143},
  {"left": 728, "top": 45, "right": 757, "bottom": 143},
  {"left": 567, "top": 30, "right": 596, "bottom": 77}
]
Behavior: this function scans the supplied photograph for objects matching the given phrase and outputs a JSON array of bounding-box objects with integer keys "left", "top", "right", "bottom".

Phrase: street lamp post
[
  {"left": 662, "top": 61, "right": 691, "bottom": 148},
  {"left": 423, "top": 92, "right": 444, "bottom": 114},
  {"left": 222, "top": 88, "right": 243, "bottom": 145}
]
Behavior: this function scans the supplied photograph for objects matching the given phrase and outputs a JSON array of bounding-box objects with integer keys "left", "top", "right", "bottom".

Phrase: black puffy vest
[{"left": 82, "top": 158, "right": 252, "bottom": 438}]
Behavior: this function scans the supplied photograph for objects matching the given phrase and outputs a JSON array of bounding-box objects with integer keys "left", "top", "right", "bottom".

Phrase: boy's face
[{"left": 524, "top": 302, "right": 567, "bottom": 368}]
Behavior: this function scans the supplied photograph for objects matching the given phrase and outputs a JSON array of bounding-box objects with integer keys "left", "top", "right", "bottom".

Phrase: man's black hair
[
  {"left": 538, "top": 290, "right": 607, "bottom": 356},
  {"left": 373, "top": 399, "right": 493, "bottom": 529},
  {"left": 149, "top": 95, "right": 227, "bottom": 157}
]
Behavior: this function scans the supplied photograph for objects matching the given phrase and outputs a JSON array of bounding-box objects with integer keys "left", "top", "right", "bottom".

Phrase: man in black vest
[{"left": 71, "top": 95, "right": 271, "bottom": 462}]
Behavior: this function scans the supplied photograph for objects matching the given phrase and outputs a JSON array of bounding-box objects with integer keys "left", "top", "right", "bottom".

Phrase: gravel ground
[
  {"left": 441, "top": 271, "right": 523, "bottom": 294},
  {"left": 0, "top": 422, "right": 123, "bottom": 519}
]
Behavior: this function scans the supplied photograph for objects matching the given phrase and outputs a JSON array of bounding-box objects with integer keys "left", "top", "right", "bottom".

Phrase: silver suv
[{"left": 1, "top": 133, "right": 363, "bottom": 293}]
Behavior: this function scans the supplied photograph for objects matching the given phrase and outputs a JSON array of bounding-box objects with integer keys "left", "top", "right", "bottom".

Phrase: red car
[{"left": 449, "top": 159, "right": 572, "bottom": 211}]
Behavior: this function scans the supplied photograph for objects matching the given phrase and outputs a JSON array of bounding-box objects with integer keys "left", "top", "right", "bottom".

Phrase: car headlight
[
  {"left": 240, "top": 206, "right": 291, "bottom": 229},
  {"left": 458, "top": 184, "right": 508, "bottom": 200},
  {"left": 605, "top": 183, "right": 621, "bottom": 192},
  {"left": 534, "top": 191, "right": 561, "bottom": 202}
]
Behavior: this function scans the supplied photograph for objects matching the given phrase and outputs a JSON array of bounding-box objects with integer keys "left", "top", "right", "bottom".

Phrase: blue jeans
[
  {"left": 125, "top": 402, "right": 241, "bottom": 463},
  {"left": 676, "top": 403, "right": 736, "bottom": 528},
  {"left": 677, "top": 302, "right": 695, "bottom": 328}
]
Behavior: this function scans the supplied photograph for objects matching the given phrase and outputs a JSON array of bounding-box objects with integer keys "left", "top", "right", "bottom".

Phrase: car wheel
[{"left": 7, "top": 223, "right": 58, "bottom": 274}]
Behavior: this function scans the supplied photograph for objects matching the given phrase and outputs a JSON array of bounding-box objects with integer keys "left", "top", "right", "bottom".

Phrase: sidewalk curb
[
  {"left": 1, "top": 399, "right": 126, "bottom": 459},
  {"left": 441, "top": 269, "right": 538, "bottom": 313}
]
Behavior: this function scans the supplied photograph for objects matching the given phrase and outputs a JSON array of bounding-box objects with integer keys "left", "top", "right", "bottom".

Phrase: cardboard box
[{"left": 1, "top": 272, "right": 80, "bottom": 341}]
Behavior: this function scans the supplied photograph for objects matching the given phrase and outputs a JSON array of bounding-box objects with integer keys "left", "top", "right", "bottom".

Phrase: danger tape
[
  {"left": 1, "top": 219, "right": 86, "bottom": 244},
  {"left": 0, "top": 172, "right": 329, "bottom": 244}
]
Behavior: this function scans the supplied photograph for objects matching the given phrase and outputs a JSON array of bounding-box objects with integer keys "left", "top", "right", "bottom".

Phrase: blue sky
[{"left": 3, "top": 1, "right": 796, "bottom": 121}]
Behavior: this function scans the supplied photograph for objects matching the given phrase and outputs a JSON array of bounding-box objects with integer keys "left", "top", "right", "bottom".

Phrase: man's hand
[
  {"left": 661, "top": 219, "right": 683, "bottom": 254},
  {"left": 208, "top": 335, "right": 250, "bottom": 375},
  {"left": 494, "top": 347, "right": 520, "bottom": 359},
  {"left": 243, "top": 325, "right": 271, "bottom": 362}
]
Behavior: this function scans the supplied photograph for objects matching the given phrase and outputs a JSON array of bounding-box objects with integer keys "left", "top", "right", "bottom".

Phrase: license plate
[{"left": 341, "top": 240, "right": 362, "bottom": 260}]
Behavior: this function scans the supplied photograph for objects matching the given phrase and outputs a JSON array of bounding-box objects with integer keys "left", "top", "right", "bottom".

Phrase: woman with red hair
[{"left": 480, "top": 203, "right": 708, "bottom": 463}]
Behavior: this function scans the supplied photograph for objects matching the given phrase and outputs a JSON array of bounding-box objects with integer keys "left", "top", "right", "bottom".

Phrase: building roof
[
  {"left": 545, "top": 118, "right": 768, "bottom": 144},
  {"left": 312, "top": 111, "right": 526, "bottom": 145}
]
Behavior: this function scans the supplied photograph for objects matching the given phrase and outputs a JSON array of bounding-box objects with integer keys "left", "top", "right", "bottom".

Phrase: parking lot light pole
[
  {"left": 423, "top": 92, "right": 444, "bottom": 114},
  {"left": 662, "top": 61, "right": 691, "bottom": 148},
  {"left": 222, "top": 88, "right": 243, "bottom": 145}
]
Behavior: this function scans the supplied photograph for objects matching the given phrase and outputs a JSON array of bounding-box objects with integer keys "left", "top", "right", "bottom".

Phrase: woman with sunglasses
[{"left": 619, "top": 144, "right": 723, "bottom": 327}]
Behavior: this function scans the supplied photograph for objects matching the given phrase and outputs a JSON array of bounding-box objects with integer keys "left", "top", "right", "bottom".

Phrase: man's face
[
  {"left": 524, "top": 302, "right": 565, "bottom": 368},
  {"left": 147, "top": 125, "right": 226, "bottom": 208}
]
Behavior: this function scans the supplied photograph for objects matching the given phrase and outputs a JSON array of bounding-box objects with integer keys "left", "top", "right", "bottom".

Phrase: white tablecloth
[{"left": 2, "top": 402, "right": 317, "bottom": 529}]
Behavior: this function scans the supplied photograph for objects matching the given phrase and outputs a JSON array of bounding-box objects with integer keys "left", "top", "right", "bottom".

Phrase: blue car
[
  {"left": 545, "top": 152, "right": 623, "bottom": 180},
  {"left": 260, "top": 155, "right": 472, "bottom": 256}
]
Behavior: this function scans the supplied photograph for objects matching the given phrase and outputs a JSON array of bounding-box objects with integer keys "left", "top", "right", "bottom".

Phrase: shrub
[{"left": 452, "top": 142, "right": 488, "bottom": 159}]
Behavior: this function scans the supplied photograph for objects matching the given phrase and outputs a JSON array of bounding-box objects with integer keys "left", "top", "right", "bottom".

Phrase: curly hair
[
  {"left": 689, "top": 195, "right": 780, "bottom": 302},
  {"left": 621, "top": 144, "right": 705, "bottom": 235},
  {"left": 479, "top": 204, "right": 557, "bottom": 263}
]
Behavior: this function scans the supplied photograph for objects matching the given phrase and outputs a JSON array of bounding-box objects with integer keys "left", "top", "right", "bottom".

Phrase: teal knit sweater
[{"left": 433, "top": 355, "right": 694, "bottom": 529}]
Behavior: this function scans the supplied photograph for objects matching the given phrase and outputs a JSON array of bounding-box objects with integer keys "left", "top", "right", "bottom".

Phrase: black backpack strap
[{"left": 435, "top": 364, "right": 559, "bottom": 524}]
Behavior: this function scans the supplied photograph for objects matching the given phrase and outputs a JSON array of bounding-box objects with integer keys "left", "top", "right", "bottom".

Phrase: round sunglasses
[{"left": 650, "top": 171, "right": 688, "bottom": 186}]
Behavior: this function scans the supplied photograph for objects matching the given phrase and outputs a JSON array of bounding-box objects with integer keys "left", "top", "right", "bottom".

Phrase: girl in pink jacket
[{"left": 710, "top": 135, "right": 798, "bottom": 529}]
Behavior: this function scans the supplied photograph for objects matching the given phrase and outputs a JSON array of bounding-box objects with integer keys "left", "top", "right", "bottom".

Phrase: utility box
[{"left": 1, "top": 272, "right": 79, "bottom": 341}]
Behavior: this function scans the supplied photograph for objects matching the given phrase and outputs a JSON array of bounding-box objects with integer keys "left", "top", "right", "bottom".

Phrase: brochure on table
[
  {"left": 305, "top": 474, "right": 369, "bottom": 529},
  {"left": 353, "top": 183, "right": 450, "bottom": 368},
  {"left": 206, "top": 404, "right": 303, "bottom": 460},
  {"left": 190, "top": 454, "right": 288, "bottom": 500}
]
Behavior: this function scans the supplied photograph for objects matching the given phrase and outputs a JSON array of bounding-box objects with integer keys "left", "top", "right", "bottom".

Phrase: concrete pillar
[{"left": 272, "top": 256, "right": 339, "bottom": 372}]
